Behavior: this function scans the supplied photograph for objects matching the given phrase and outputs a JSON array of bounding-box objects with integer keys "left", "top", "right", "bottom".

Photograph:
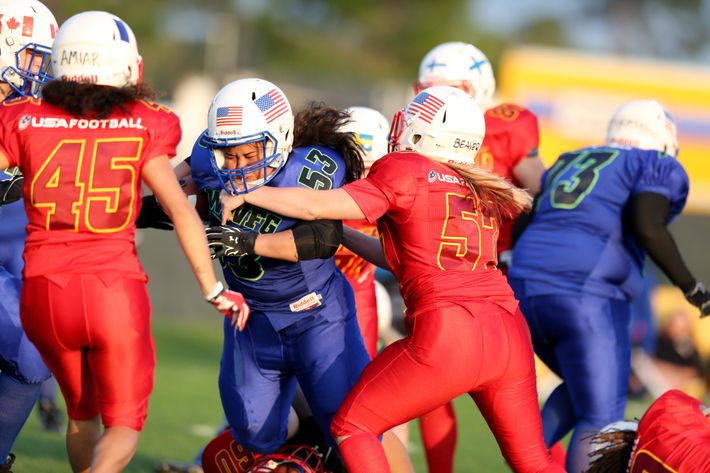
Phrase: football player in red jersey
[
  {"left": 586, "top": 389, "right": 710, "bottom": 473},
  {"left": 413, "top": 41, "right": 549, "bottom": 473},
  {"left": 219, "top": 86, "right": 563, "bottom": 473},
  {"left": 0, "top": 11, "right": 248, "bottom": 473}
]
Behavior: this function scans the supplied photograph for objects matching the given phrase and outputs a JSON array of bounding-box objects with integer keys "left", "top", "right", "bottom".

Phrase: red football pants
[
  {"left": 332, "top": 301, "right": 562, "bottom": 473},
  {"left": 21, "top": 274, "right": 155, "bottom": 430}
]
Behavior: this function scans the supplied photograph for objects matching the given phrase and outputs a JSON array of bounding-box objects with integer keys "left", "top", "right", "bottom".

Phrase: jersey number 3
[
  {"left": 31, "top": 138, "right": 142, "bottom": 232},
  {"left": 545, "top": 149, "right": 619, "bottom": 209}
]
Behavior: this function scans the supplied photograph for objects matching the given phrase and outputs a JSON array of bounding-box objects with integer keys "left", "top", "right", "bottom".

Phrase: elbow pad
[{"left": 292, "top": 220, "right": 343, "bottom": 260}]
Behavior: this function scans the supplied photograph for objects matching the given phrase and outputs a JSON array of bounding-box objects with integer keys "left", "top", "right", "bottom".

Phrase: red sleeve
[
  {"left": 486, "top": 104, "right": 539, "bottom": 168},
  {"left": 141, "top": 102, "right": 182, "bottom": 161},
  {"left": 0, "top": 101, "right": 26, "bottom": 168},
  {"left": 343, "top": 152, "right": 417, "bottom": 224}
]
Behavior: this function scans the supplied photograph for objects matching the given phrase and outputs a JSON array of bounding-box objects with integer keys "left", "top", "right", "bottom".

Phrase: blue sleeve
[
  {"left": 632, "top": 151, "right": 689, "bottom": 220},
  {"left": 189, "top": 131, "right": 223, "bottom": 191}
]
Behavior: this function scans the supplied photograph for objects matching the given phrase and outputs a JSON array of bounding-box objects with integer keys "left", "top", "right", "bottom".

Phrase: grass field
[{"left": 13, "top": 315, "right": 653, "bottom": 473}]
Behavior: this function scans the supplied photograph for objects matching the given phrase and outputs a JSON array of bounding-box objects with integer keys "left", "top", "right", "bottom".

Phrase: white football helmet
[
  {"left": 341, "top": 106, "right": 390, "bottom": 168},
  {"left": 52, "top": 11, "right": 142, "bottom": 88},
  {"left": 0, "top": 0, "right": 57, "bottom": 97},
  {"left": 389, "top": 85, "right": 486, "bottom": 167},
  {"left": 605, "top": 99, "right": 679, "bottom": 158},
  {"left": 201, "top": 78, "right": 294, "bottom": 194},
  {"left": 415, "top": 41, "right": 496, "bottom": 110}
]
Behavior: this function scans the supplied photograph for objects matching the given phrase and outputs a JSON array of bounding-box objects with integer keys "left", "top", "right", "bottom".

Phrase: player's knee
[{"left": 331, "top": 411, "right": 361, "bottom": 440}]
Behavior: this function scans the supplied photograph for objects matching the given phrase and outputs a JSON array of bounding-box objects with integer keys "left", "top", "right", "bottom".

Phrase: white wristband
[{"left": 205, "top": 281, "right": 225, "bottom": 303}]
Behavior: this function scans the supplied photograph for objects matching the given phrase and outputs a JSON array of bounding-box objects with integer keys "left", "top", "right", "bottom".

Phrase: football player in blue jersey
[
  {"left": 509, "top": 99, "right": 710, "bottom": 473},
  {"left": 177, "top": 78, "right": 374, "bottom": 468},
  {"left": 0, "top": 1, "right": 57, "bottom": 470}
]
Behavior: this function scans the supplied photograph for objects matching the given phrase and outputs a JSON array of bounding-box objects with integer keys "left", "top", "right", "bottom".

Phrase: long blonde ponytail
[{"left": 445, "top": 162, "right": 533, "bottom": 219}]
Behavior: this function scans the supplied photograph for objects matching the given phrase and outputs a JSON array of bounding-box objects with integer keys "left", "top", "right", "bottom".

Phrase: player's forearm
[
  {"left": 343, "top": 226, "right": 390, "bottom": 270},
  {"left": 254, "top": 231, "right": 299, "bottom": 262},
  {"left": 243, "top": 186, "right": 364, "bottom": 221},
  {"left": 169, "top": 203, "right": 219, "bottom": 295},
  {"left": 630, "top": 192, "right": 695, "bottom": 292},
  {"left": 243, "top": 186, "right": 324, "bottom": 220}
]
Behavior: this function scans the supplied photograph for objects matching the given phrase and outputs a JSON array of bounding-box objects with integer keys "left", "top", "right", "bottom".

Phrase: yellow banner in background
[{"left": 499, "top": 46, "right": 710, "bottom": 214}]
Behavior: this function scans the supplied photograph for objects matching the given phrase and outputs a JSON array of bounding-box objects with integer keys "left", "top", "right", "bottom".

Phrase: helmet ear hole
[
  {"left": 412, "top": 134, "right": 422, "bottom": 145},
  {"left": 442, "top": 110, "right": 448, "bottom": 122}
]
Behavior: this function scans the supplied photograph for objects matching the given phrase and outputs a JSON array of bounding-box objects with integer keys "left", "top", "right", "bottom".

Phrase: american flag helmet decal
[
  {"left": 254, "top": 88, "right": 289, "bottom": 123},
  {"left": 407, "top": 92, "right": 445, "bottom": 124},
  {"left": 215, "top": 106, "right": 243, "bottom": 127}
]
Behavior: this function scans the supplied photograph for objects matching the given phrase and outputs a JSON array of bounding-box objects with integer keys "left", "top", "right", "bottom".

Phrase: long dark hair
[
  {"left": 585, "top": 428, "right": 636, "bottom": 473},
  {"left": 41, "top": 80, "right": 158, "bottom": 119},
  {"left": 293, "top": 102, "right": 364, "bottom": 183}
]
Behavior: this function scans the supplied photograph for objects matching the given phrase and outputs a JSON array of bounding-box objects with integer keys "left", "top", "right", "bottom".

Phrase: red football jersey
[
  {"left": 343, "top": 151, "right": 517, "bottom": 315},
  {"left": 630, "top": 389, "right": 710, "bottom": 472},
  {"left": 335, "top": 220, "right": 377, "bottom": 290},
  {"left": 0, "top": 96, "right": 181, "bottom": 278},
  {"left": 477, "top": 103, "right": 539, "bottom": 253}
]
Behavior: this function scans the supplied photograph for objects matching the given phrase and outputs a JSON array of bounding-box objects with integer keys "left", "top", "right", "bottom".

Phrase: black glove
[
  {"left": 0, "top": 174, "right": 23, "bottom": 206},
  {"left": 206, "top": 225, "right": 257, "bottom": 260},
  {"left": 136, "top": 195, "right": 173, "bottom": 230},
  {"left": 685, "top": 282, "right": 710, "bottom": 318}
]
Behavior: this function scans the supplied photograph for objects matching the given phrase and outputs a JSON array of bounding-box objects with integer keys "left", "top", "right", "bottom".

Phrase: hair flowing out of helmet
[
  {"left": 415, "top": 41, "right": 496, "bottom": 110},
  {"left": 249, "top": 445, "right": 324, "bottom": 473},
  {"left": 0, "top": 0, "right": 57, "bottom": 97},
  {"left": 340, "top": 106, "right": 390, "bottom": 168},
  {"left": 51, "top": 10, "right": 143, "bottom": 88},
  {"left": 201, "top": 78, "right": 295, "bottom": 195},
  {"left": 605, "top": 99, "right": 679, "bottom": 158}
]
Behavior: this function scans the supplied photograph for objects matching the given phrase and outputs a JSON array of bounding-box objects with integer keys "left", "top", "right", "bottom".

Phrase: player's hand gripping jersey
[
  {"left": 479, "top": 104, "right": 539, "bottom": 253},
  {"left": 191, "top": 136, "right": 349, "bottom": 328},
  {"left": 0, "top": 97, "right": 181, "bottom": 279},
  {"left": 344, "top": 151, "right": 517, "bottom": 314},
  {"left": 629, "top": 389, "right": 710, "bottom": 473},
  {"left": 510, "top": 146, "right": 688, "bottom": 301}
]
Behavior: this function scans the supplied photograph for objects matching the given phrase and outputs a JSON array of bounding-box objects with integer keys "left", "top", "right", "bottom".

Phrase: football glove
[
  {"left": 206, "top": 225, "right": 257, "bottom": 260},
  {"left": 136, "top": 195, "right": 173, "bottom": 230},
  {"left": 205, "top": 281, "right": 250, "bottom": 330},
  {"left": 684, "top": 282, "right": 710, "bottom": 318},
  {"left": 0, "top": 174, "right": 23, "bottom": 206}
]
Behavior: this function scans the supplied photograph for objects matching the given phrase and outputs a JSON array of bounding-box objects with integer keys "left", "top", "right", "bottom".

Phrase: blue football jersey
[
  {"left": 0, "top": 168, "right": 26, "bottom": 280},
  {"left": 191, "top": 137, "right": 348, "bottom": 318},
  {"left": 510, "top": 146, "right": 689, "bottom": 300}
]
